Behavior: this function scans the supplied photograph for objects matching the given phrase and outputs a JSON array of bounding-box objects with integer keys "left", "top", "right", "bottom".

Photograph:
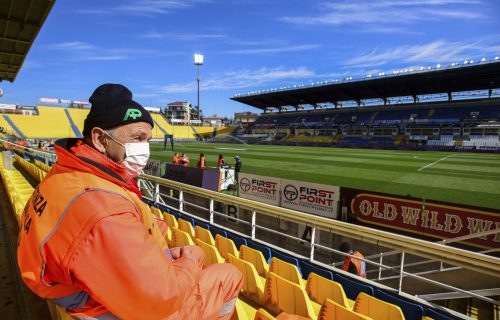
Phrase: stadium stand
[
  {"left": 0, "top": 105, "right": 233, "bottom": 141},
  {"left": 1, "top": 144, "right": 492, "bottom": 319}
]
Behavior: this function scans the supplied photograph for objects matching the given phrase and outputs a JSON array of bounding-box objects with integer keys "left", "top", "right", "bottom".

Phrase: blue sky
[{"left": 1, "top": 0, "right": 499, "bottom": 117}]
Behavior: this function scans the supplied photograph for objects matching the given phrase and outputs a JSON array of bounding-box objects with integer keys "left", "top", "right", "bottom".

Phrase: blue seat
[
  {"left": 225, "top": 232, "right": 248, "bottom": 249},
  {"left": 335, "top": 274, "right": 374, "bottom": 300},
  {"left": 300, "top": 260, "right": 334, "bottom": 280},
  {"left": 425, "top": 308, "right": 456, "bottom": 320},
  {"left": 375, "top": 289, "right": 423, "bottom": 320},
  {"left": 271, "top": 249, "right": 302, "bottom": 276},
  {"left": 247, "top": 240, "right": 272, "bottom": 263},
  {"left": 209, "top": 225, "right": 228, "bottom": 238},
  {"left": 194, "top": 221, "right": 210, "bottom": 230},
  {"left": 182, "top": 217, "right": 195, "bottom": 227}
]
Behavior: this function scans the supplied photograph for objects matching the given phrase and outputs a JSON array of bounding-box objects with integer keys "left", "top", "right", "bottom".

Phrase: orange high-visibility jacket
[
  {"left": 342, "top": 251, "right": 367, "bottom": 278},
  {"left": 17, "top": 139, "right": 202, "bottom": 319}
]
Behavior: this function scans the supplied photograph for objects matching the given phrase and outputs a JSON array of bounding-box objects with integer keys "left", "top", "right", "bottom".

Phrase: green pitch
[{"left": 149, "top": 142, "right": 500, "bottom": 210}]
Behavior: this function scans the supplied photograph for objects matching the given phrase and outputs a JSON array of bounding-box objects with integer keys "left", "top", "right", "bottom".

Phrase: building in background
[
  {"left": 204, "top": 114, "right": 223, "bottom": 127},
  {"left": 165, "top": 101, "right": 193, "bottom": 125}
]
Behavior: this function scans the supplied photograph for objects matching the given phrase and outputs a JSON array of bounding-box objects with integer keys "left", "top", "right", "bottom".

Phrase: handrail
[{"left": 140, "top": 173, "right": 500, "bottom": 278}]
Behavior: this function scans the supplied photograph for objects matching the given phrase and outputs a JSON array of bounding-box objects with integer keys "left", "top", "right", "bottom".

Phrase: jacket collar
[{"left": 54, "top": 138, "right": 142, "bottom": 198}]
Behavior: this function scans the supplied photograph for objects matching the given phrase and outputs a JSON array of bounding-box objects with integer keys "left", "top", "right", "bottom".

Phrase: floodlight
[
  {"left": 495, "top": 56, "right": 499, "bottom": 60},
  {"left": 194, "top": 53, "right": 204, "bottom": 65},
  {"left": 481, "top": 58, "right": 486, "bottom": 62},
  {"left": 436, "top": 64, "right": 441, "bottom": 68}
]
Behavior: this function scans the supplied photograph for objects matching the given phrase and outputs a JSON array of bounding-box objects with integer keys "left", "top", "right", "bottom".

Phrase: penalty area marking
[
  {"left": 417, "top": 154, "right": 456, "bottom": 172},
  {"left": 216, "top": 147, "right": 247, "bottom": 151}
]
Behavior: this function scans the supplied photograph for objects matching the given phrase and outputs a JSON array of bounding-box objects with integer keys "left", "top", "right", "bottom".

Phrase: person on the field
[
  {"left": 17, "top": 83, "right": 243, "bottom": 319},
  {"left": 217, "top": 154, "right": 225, "bottom": 168},
  {"left": 197, "top": 153, "right": 206, "bottom": 169},
  {"left": 180, "top": 152, "right": 190, "bottom": 167},
  {"left": 172, "top": 152, "right": 179, "bottom": 164},
  {"left": 339, "top": 242, "right": 366, "bottom": 278},
  {"left": 234, "top": 155, "right": 242, "bottom": 173}
]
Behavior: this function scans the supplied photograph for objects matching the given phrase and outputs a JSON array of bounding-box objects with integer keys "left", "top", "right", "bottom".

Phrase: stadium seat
[
  {"left": 216, "top": 234, "right": 240, "bottom": 260},
  {"left": 227, "top": 253, "right": 265, "bottom": 305},
  {"left": 170, "top": 227, "right": 194, "bottom": 247},
  {"left": 335, "top": 274, "right": 374, "bottom": 301},
  {"left": 425, "top": 308, "right": 455, "bottom": 320},
  {"left": 163, "top": 212, "right": 178, "bottom": 229},
  {"left": 178, "top": 218, "right": 196, "bottom": 240},
  {"left": 226, "top": 232, "right": 248, "bottom": 249},
  {"left": 254, "top": 308, "right": 276, "bottom": 320},
  {"left": 300, "top": 260, "right": 334, "bottom": 281},
  {"left": 194, "top": 220, "right": 211, "bottom": 230},
  {"left": 262, "top": 272, "right": 317, "bottom": 319},
  {"left": 210, "top": 225, "right": 228, "bottom": 238},
  {"left": 194, "top": 239, "right": 224, "bottom": 266},
  {"left": 353, "top": 292, "right": 405, "bottom": 320},
  {"left": 269, "top": 257, "right": 304, "bottom": 287},
  {"left": 150, "top": 206, "right": 164, "bottom": 219},
  {"left": 195, "top": 225, "right": 216, "bottom": 246},
  {"left": 271, "top": 249, "right": 301, "bottom": 276},
  {"left": 306, "top": 272, "right": 353, "bottom": 310},
  {"left": 247, "top": 241, "right": 272, "bottom": 263},
  {"left": 375, "top": 289, "right": 423, "bottom": 320},
  {"left": 233, "top": 298, "right": 256, "bottom": 320},
  {"left": 318, "top": 299, "right": 372, "bottom": 320},
  {"left": 239, "top": 245, "right": 269, "bottom": 278}
]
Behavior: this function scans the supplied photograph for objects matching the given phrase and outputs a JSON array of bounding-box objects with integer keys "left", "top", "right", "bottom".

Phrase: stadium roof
[
  {"left": 231, "top": 60, "right": 500, "bottom": 111},
  {"left": 0, "top": 0, "right": 55, "bottom": 82}
]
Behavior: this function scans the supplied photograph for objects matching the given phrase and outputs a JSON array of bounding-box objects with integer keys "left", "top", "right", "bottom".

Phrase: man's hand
[{"left": 170, "top": 246, "right": 205, "bottom": 268}]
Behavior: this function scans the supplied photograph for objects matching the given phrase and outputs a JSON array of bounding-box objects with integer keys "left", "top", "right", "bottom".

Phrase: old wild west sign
[{"left": 351, "top": 193, "right": 499, "bottom": 248}]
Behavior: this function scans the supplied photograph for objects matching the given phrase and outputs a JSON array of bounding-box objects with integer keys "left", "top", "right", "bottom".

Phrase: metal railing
[{"left": 138, "top": 173, "right": 500, "bottom": 310}]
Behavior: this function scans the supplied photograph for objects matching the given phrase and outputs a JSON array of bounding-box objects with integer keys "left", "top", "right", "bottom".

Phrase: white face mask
[{"left": 106, "top": 132, "right": 150, "bottom": 177}]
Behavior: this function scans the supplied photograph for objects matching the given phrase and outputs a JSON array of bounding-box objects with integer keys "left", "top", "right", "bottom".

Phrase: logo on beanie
[{"left": 124, "top": 108, "right": 142, "bottom": 121}]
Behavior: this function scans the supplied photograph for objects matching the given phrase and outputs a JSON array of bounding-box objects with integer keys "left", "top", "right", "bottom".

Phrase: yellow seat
[
  {"left": 195, "top": 225, "right": 215, "bottom": 246},
  {"left": 170, "top": 227, "right": 194, "bottom": 247},
  {"left": 195, "top": 238, "right": 225, "bottom": 266},
  {"left": 306, "top": 273, "right": 352, "bottom": 309},
  {"left": 178, "top": 218, "right": 195, "bottom": 240},
  {"left": 262, "top": 272, "right": 317, "bottom": 319},
  {"left": 163, "top": 212, "right": 178, "bottom": 229},
  {"left": 269, "top": 257, "right": 303, "bottom": 286},
  {"left": 319, "top": 299, "right": 372, "bottom": 320},
  {"left": 254, "top": 308, "right": 276, "bottom": 320},
  {"left": 227, "top": 253, "right": 265, "bottom": 305},
  {"left": 353, "top": 292, "right": 405, "bottom": 320},
  {"left": 231, "top": 298, "right": 257, "bottom": 320},
  {"left": 150, "top": 206, "right": 164, "bottom": 219},
  {"left": 240, "top": 245, "right": 269, "bottom": 278},
  {"left": 216, "top": 234, "right": 239, "bottom": 260},
  {"left": 47, "top": 301, "right": 75, "bottom": 320}
]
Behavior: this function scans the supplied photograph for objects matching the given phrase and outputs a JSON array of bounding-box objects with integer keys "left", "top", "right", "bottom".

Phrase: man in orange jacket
[
  {"left": 17, "top": 83, "right": 243, "bottom": 319},
  {"left": 339, "top": 242, "right": 367, "bottom": 278}
]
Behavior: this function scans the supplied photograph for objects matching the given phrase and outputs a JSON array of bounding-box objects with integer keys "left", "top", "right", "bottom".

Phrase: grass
[{"left": 149, "top": 142, "right": 500, "bottom": 210}]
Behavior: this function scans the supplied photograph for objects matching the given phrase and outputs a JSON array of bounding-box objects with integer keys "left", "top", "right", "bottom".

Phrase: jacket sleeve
[{"left": 69, "top": 212, "right": 202, "bottom": 319}]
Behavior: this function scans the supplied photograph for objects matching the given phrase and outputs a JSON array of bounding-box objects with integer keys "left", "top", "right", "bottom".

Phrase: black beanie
[{"left": 82, "top": 83, "right": 154, "bottom": 137}]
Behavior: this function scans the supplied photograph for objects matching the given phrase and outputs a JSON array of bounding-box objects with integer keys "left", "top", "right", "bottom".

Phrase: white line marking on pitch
[
  {"left": 417, "top": 154, "right": 456, "bottom": 172},
  {"left": 215, "top": 147, "right": 247, "bottom": 151}
]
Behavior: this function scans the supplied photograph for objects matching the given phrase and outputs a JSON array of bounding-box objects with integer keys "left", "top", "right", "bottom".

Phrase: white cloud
[
  {"left": 221, "top": 44, "right": 322, "bottom": 55},
  {"left": 151, "top": 66, "right": 318, "bottom": 94},
  {"left": 41, "top": 41, "right": 163, "bottom": 61},
  {"left": 80, "top": 0, "right": 211, "bottom": 16},
  {"left": 142, "top": 31, "right": 227, "bottom": 41},
  {"left": 344, "top": 39, "right": 500, "bottom": 68},
  {"left": 280, "top": 0, "right": 486, "bottom": 30}
]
